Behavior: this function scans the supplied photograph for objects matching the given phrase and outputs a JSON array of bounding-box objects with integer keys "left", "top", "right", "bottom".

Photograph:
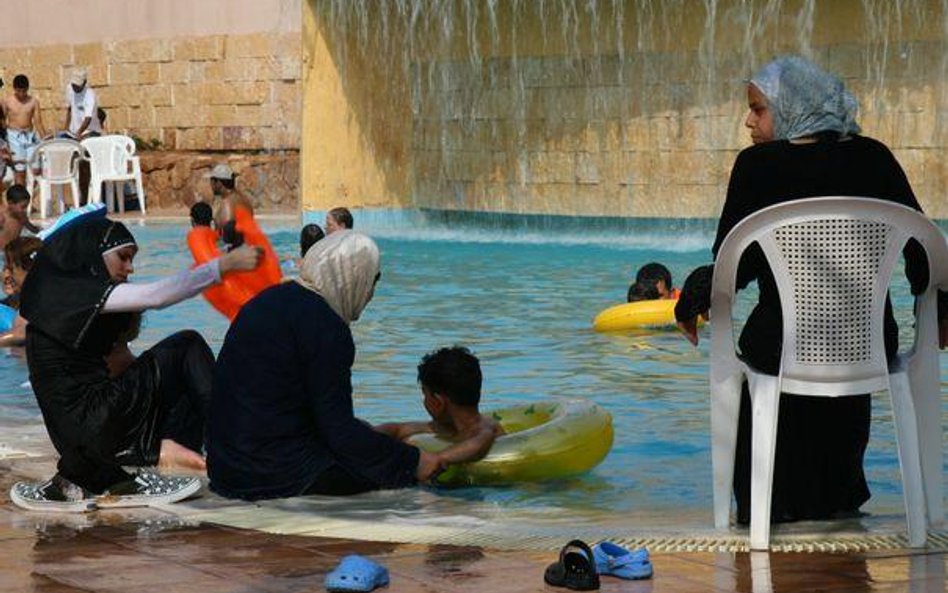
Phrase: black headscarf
[{"left": 21, "top": 218, "right": 137, "bottom": 349}]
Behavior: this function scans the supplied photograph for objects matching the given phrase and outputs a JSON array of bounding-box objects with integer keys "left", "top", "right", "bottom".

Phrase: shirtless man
[
  {"left": 1, "top": 75, "right": 46, "bottom": 186},
  {"left": 207, "top": 163, "right": 254, "bottom": 247}
]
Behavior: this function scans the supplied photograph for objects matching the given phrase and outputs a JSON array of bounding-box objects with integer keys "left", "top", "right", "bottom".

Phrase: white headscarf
[
  {"left": 750, "top": 55, "right": 861, "bottom": 141},
  {"left": 296, "top": 230, "right": 380, "bottom": 323}
]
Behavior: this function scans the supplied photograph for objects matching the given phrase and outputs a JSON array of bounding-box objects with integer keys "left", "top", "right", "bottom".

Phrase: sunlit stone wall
[
  {"left": 0, "top": 0, "right": 301, "bottom": 152},
  {"left": 302, "top": 0, "right": 948, "bottom": 218}
]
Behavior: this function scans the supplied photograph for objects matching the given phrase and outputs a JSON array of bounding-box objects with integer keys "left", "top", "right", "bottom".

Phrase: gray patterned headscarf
[
  {"left": 297, "top": 229, "right": 380, "bottom": 323},
  {"left": 750, "top": 55, "right": 861, "bottom": 141}
]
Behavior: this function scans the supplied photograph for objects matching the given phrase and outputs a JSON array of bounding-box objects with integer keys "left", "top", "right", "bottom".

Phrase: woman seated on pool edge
[
  {"left": 19, "top": 218, "right": 262, "bottom": 503},
  {"left": 208, "top": 230, "right": 448, "bottom": 500}
]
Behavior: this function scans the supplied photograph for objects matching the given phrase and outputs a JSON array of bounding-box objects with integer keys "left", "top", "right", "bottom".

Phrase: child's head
[
  {"left": 635, "top": 262, "right": 673, "bottom": 298},
  {"left": 12, "top": 74, "right": 29, "bottom": 101},
  {"left": 326, "top": 207, "right": 353, "bottom": 234},
  {"left": 299, "top": 223, "right": 325, "bottom": 258},
  {"left": 417, "top": 346, "right": 482, "bottom": 421},
  {"left": 3, "top": 236, "right": 42, "bottom": 298},
  {"left": 6, "top": 184, "right": 31, "bottom": 215},
  {"left": 627, "top": 281, "right": 660, "bottom": 303},
  {"left": 190, "top": 201, "right": 213, "bottom": 227}
]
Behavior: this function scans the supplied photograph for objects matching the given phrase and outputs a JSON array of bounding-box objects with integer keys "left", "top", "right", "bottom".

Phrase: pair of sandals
[{"left": 544, "top": 540, "right": 652, "bottom": 590}]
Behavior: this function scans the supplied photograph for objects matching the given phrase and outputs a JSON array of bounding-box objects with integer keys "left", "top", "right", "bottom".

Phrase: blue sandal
[
  {"left": 592, "top": 542, "right": 652, "bottom": 580},
  {"left": 324, "top": 555, "right": 390, "bottom": 592}
]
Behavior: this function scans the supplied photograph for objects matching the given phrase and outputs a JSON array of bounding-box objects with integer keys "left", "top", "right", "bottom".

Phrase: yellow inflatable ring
[
  {"left": 412, "top": 398, "right": 613, "bottom": 487},
  {"left": 593, "top": 299, "right": 685, "bottom": 332}
]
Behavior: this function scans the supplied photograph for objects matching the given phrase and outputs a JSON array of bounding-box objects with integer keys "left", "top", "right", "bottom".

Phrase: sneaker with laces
[
  {"left": 10, "top": 474, "right": 97, "bottom": 513},
  {"left": 94, "top": 471, "right": 202, "bottom": 509}
]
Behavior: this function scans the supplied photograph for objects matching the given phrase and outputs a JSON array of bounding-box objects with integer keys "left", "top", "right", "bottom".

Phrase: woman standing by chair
[
  {"left": 674, "top": 55, "right": 948, "bottom": 524},
  {"left": 11, "top": 217, "right": 260, "bottom": 511}
]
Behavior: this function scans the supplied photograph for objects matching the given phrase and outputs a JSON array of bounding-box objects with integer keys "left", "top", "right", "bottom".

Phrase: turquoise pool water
[{"left": 1, "top": 214, "right": 942, "bottom": 524}]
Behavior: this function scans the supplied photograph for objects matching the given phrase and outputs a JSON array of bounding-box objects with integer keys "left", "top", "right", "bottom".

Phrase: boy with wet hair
[
  {"left": 190, "top": 201, "right": 213, "bottom": 228},
  {"left": 375, "top": 346, "right": 502, "bottom": 467}
]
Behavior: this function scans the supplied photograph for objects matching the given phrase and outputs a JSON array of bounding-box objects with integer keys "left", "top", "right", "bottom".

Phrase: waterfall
[{"left": 308, "top": 0, "right": 948, "bottom": 219}]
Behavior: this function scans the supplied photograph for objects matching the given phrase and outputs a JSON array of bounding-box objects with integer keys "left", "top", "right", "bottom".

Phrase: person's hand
[
  {"left": 678, "top": 316, "right": 701, "bottom": 346},
  {"left": 219, "top": 245, "right": 262, "bottom": 274},
  {"left": 939, "top": 319, "right": 948, "bottom": 349},
  {"left": 415, "top": 450, "right": 444, "bottom": 483}
]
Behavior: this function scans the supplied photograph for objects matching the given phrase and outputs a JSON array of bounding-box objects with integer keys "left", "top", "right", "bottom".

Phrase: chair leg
[
  {"left": 908, "top": 356, "right": 944, "bottom": 525},
  {"left": 747, "top": 373, "right": 781, "bottom": 551},
  {"left": 88, "top": 175, "right": 102, "bottom": 206},
  {"left": 69, "top": 180, "right": 80, "bottom": 212},
  {"left": 134, "top": 175, "right": 145, "bottom": 215},
  {"left": 39, "top": 180, "right": 49, "bottom": 220},
  {"left": 711, "top": 373, "right": 743, "bottom": 530},
  {"left": 889, "top": 372, "right": 928, "bottom": 547}
]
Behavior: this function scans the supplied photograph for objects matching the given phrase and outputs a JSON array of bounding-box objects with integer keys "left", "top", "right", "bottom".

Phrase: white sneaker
[
  {"left": 95, "top": 471, "right": 202, "bottom": 509},
  {"left": 10, "top": 475, "right": 97, "bottom": 513}
]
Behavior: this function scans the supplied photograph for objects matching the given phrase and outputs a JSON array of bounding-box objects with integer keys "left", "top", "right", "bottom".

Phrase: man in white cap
[
  {"left": 61, "top": 69, "right": 101, "bottom": 139},
  {"left": 207, "top": 163, "right": 254, "bottom": 246}
]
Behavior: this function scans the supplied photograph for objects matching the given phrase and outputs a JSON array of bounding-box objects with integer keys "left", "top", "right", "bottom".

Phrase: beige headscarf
[{"left": 296, "top": 229, "right": 380, "bottom": 323}]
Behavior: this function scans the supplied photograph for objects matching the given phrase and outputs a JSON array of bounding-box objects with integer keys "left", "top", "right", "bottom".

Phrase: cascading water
[{"left": 309, "top": 0, "right": 948, "bottom": 219}]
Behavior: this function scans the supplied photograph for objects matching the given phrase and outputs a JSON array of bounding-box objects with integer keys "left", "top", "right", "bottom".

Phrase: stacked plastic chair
[{"left": 81, "top": 134, "right": 146, "bottom": 214}]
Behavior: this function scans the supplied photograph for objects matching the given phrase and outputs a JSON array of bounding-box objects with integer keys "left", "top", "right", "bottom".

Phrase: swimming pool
[{"left": 0, "top": 214, "right": 942, "bottom": 530}]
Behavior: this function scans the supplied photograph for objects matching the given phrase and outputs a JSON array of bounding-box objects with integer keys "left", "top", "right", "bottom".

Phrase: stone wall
[
  {"left": 303, "top": 0, "right": 948, "bottom": 218},
  {"left": 0, "top": 32, "right": 301, "bottom": 152},
  {"left": 140, "top": 151, "right": 299, "bottom": 212}
]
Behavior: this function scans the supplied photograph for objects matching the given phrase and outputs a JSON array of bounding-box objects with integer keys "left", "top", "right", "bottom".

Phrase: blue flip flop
[
  {"left": 592, "top": 542, "right": 652, "bottom": 580},
  {"left": 325, "top": 555, "right": 390, "bottom": 592}
]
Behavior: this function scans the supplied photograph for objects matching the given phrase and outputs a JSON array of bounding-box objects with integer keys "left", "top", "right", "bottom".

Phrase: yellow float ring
[
  {"left": 593, "top": 299, "right": 683, "bottom": 331},
  {"left": 412, "top": 398, "right": 613, "bottom": 487}
]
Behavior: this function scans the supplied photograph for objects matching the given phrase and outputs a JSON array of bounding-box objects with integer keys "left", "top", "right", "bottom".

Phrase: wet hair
[
  {"left": 627, "top": 281, "right": 660, "bottom": 303},
  {"left": 6, "top": 184, "right": 30, "bottom": 206},
  {"left": 216, "top": 177, "right": 236, "bottom": 190},
  {"left": 329, "top": 207, "right": 353, "bottom": 230},
  {"left": 4, "top": 236, "right": 43, "bottom": 273},
  {"left": 12, "top": 75, "right": 28, "bottom": 90},
  {"left": 190, "top": 201, "right": 213, "bottom": 227},
  {"left": 635, "top": 263, "right": 672, "bottom": 291},
  {"left": 299, "top": 223, "right": 325, "bottom": 258},
  {"left": 417, "top": 346, "right": 482, "bottom": 408}
]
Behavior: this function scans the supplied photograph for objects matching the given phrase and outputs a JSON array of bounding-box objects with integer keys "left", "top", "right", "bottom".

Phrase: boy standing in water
[
  {"left": 375, "top": 346, "right": 502, "bottom": 467},
  {"left": 1, "top": 75, "right": 45, "bottom": 187}
]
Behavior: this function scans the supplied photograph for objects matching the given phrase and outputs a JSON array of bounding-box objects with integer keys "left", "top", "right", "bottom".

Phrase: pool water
[{"left": 1, "top": 216, "right": 943, "bottom": 525}]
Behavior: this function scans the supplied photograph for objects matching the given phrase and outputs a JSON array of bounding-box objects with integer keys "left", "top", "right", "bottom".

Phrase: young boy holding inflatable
[{"left": 375, "top": 346, "right": 503, "bottom": 468}]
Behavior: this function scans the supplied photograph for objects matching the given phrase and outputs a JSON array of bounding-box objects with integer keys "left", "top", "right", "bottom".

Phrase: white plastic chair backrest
[
  {"left": 710, "top": 196, "right": 948, "bottom": 395},
  {"left": 81, "top": 135, "right": 136, "bottom": 177},
  {"left": 29, "top": 139, "right": 84, "bottom": 182}
]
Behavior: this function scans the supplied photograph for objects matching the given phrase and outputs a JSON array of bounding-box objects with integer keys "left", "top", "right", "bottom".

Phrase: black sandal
[{"left": 544, "top": 539, "right": 600, "bottom": 591}]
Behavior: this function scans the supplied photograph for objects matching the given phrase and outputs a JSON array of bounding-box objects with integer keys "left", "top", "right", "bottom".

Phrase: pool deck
[{"left": 1, "top": 444, "right": 946, "bottom": 593}]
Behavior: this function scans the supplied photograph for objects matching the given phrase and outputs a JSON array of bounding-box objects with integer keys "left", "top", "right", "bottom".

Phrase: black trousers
[
  {"left": 37, "top": 330, "right": 213, "bottom": 493},
  {"left": 302, "top": 464, "right": 378, "bottom": 496}
]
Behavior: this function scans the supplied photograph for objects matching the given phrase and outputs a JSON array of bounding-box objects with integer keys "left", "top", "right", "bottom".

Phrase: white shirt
[{"left": 65, "top": 86, "right": 102, "bottom": 136}]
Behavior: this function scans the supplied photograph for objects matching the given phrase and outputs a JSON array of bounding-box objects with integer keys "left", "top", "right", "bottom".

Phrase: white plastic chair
[
  {"left": 709, "top": 196, "right": 948, "bottom": 550},
  {"left": 25, "top": 139, "right": 85, "bottom": 219},
  {"left": 81, "top": 135, "right": 145, "bottom": 215}
]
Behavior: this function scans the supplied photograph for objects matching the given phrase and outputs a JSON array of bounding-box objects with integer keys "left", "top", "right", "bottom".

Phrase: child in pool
[
  {"left": 375, "top": 346, "right": 503, "bottom": 467},
  {"left": 627, "top": 262, "right": 679, "bottom": 302}
]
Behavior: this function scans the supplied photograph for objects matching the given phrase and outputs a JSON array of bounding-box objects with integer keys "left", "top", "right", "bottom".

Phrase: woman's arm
[
  {"left": 102, "top": 245, "right": 261, "bottom": 313},
  {"left": 103, "top": 260, "right": 221, "bottom": 312}
]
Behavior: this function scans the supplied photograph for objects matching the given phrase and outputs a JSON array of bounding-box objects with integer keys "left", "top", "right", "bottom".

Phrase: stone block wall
[{"left": 0, "top": 32, "right": 301, "bottom": 152}]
